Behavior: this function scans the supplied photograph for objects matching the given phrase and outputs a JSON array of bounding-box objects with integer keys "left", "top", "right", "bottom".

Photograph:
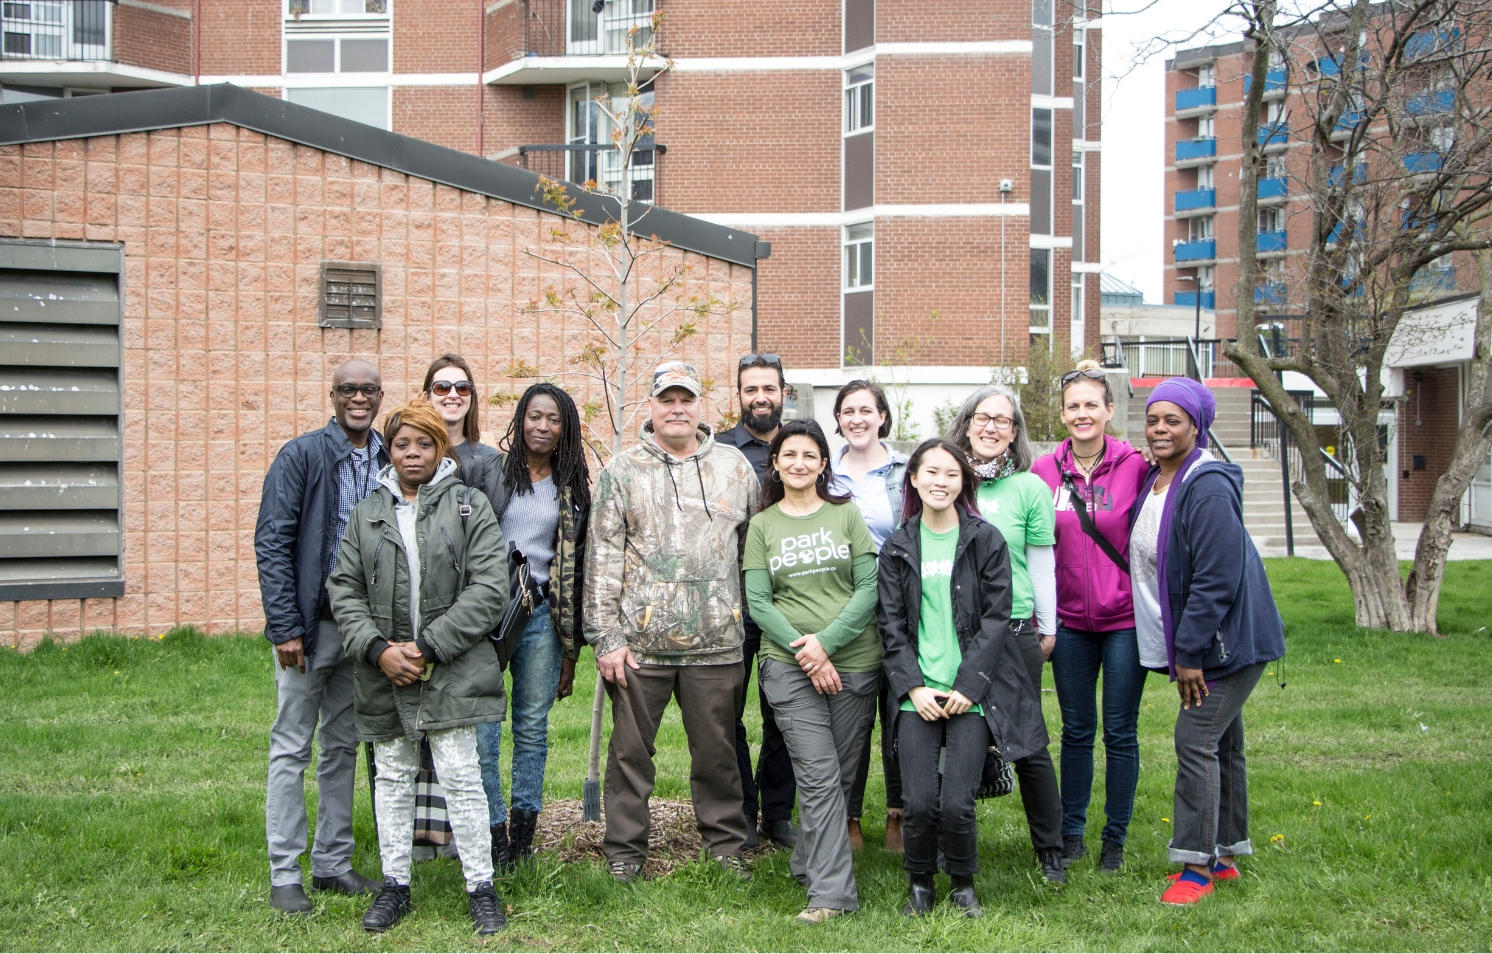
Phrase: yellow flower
[
  {"left": 1270, "top": 834, "right": 1285, "bottom": 844},
  {"left": 1364, "top": 815, "right": 1372, "bottom": 820},
  {"left": 113, "top": 670, "right": 120, "bottom": 675},
  {"left": 1334, "top": 658, "right": 1342, "bottom": 663},
  {"left": 1161, "top": 817, "right": 1170, "bottom": 823},
  {"left": 1313, "top": 800, "right": 1322, "bottom": 806}
]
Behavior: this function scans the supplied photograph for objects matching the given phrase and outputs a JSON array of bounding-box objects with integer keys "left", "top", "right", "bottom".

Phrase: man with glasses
[
  {"left": 256, "top": 359, "right": 388, "bottom": 914},
  {"left": 717, "top": 353, "right": 798, "bottom": 850}
]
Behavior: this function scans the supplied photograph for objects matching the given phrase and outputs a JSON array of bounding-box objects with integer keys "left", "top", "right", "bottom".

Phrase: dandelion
[
  {"left": 1161, "top": 817, "right": 1170, "bottom": 823},
  {"left": 113, "top": 670, "right": 120, "bottom": 675},
  {"left": 1313, "top": 800, "right": 1322, "bottom": 806},
  {"left": 1334, "top": 658, "right": 1342, "bottom": 664},
  {"left": 1270, "top": 834, "right": 1285, "bottom": 845},
  {"left": 1364, "top": 815, "right": 1372, "bottom": 820}
]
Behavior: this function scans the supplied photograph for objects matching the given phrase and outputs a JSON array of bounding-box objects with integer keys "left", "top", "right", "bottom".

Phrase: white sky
[{"left": 1100, "top": 0, "right": 1238, "bottom": 302}]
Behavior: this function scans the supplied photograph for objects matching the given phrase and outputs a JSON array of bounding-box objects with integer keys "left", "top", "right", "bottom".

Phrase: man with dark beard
[{"left": 718, "top": 354, "right": 799, "bottom": 850}]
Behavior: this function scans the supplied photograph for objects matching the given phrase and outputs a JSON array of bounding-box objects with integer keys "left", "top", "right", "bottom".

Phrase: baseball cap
[{"left": 650, "top": 361, "right": 703, "bottom": 397}]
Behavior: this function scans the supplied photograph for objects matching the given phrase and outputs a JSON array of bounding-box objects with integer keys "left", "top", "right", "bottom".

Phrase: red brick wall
[
  {"left": 0, "top": 124, "right": 753, "bottom": 648},
  {"left": 661, "top": 0, "right": 840, "bottom": 57},
  {"left": 113, "top": 2, "right": 194, "bottom": 75},
  {"left": 482, "top": 84, "right": 566, "bottom": 160},
  {"left": 394, "top": 0, "right": 480, "bottom": 74},
  {"left": 876, "top": 0, "right": 1029, "bottom": 43},
  {"left": 485, "top": 0, "right": 528, "bottom": 66},
  {"left": 1397, "top": 367, "right": 1462, "bottom": 521},
  {"left": 199, "top": 0, "right": 280, "bottom": 76},
  {"left": 393, "top": 86, "right": 481, "bottom": 154},
  {"left": 754, "top": 226, "right": 839, "bottom": 367}
]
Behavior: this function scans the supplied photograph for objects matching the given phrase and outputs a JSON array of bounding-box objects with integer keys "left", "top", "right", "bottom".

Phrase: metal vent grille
[{"left": 319, "top": 262, "right": 381, "bottom": 329}]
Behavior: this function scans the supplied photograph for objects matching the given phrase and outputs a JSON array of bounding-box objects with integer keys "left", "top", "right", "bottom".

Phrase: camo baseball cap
[{"left": 650, "top": 361, "right": 703, "bottom": 397}]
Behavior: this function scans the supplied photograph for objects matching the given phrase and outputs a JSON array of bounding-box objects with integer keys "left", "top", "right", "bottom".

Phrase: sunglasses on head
[
  {"left": 430, "top": 380, "right": 474, "bottom": 397},
  {"left": 738, "top": 353, "right": 782, "bottom": 369},
  {"left": 334, "top": 383, "right": 381, "bottom": 398},
  {"left": 1060, "top": 368, "right": 1107, "bottom": 387}
]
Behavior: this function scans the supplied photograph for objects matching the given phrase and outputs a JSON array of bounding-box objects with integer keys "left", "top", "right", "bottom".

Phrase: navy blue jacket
[
  {"left": 254, "top": 418, "right": 389, "bottom": 657},
  {"left": 1161, "top": 460, "right": 1286, "bottom": 679}
]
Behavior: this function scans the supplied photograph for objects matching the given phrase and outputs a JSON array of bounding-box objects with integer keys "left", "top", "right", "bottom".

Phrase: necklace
[{"left": 1071, "top": 443, "right": 1104, "bottom": 477}]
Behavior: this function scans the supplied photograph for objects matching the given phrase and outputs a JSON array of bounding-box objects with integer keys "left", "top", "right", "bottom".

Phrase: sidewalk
[{"left": 1258, "top": 523, "right": 1492, "bottom": 560}]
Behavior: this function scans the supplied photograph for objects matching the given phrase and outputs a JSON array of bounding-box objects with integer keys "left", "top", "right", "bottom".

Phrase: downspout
[
  {"left": 477, "top": 0, "right": 485, "bottom": 157},
  {"left": 752, "top": 241, "right": 771, "bottom": 351},
  {"left": 193, "top": 0, "right": 201, "bottom": 85}
]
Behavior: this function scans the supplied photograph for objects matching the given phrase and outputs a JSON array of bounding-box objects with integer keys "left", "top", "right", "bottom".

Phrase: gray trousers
[
  {"left": 760, "top": 659, "right": 878, "bottom": 912},
  {"left": 266, "top": 619, "right": 359, "bottom": 886},
  {"left": 1170, "top": 662, "right": 1266, "bottom": 865}
]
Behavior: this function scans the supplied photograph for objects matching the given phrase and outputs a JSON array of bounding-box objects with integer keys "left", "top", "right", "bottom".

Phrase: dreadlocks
[{"left": 499, "top": 382, "right": 591, "bottom": 512}]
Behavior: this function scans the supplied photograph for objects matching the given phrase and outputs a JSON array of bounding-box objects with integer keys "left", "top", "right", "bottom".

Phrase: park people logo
[{"left": 770, "top": 527, "right": 851, "bottom": 575}]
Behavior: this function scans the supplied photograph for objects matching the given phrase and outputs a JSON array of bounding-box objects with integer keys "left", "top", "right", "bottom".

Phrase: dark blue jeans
[{"left": 1050, "top": 624, "right": 1148, "bottom": 846}]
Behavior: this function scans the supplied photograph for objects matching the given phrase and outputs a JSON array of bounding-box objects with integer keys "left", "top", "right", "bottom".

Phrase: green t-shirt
[
  {"left": 975, "top": 471, "right": 1056, "bottom": 619},
  {"left": 901, "top": 522, "right": 982, "bottom": 715},
  {"left": 742, "top": 500, "right": 882, "bottom": 672}
]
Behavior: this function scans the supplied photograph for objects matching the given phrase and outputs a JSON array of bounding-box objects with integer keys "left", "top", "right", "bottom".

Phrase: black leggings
[{"left": 898, "top": 710, "right": 990, "bottom": 876}]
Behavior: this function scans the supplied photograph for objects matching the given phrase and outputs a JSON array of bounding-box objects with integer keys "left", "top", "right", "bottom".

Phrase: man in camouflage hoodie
[{"left": 586, "top": 362, "right": 760, "bottom": 882}]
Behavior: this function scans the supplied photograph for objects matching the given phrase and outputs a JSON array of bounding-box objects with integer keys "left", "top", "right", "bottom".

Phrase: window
[
  {"left": 1197, "top": 164, "right": 1215, "bottom": 189},
  {"left": 1073, "top": 28, "right": 1084, "bottom": 78},
  {"left": 1190, "top": 216, "right": 1213, "bottom": 242},
  {"left": 284, "top": 87, "right": 389, "bottom": 129},
  {"left": 2, "top": 0, "right": 109, "bottom": 59},
  {"left": 1071, "top": 280, "right": 1085, "bottom": 350},
  {"left": 1032, "top": 0, "right": 1053, "bottom": 96},
  {"left": 1259, "top": 206, "right": 1284, "bottom": 232},
  {"left": 1032, "top": 108, "right": 1052, "bottom": 235},
  {"left": 844, "top": 64, "right": 873, "bottom": 134},
  {"left": 1197, "top": 65, "right": 1215, "bottom": 87},
  {"left": 1265, "top": 99, "right": 1285, "bottom": 124},
  {"left": 1262, "top": 259, "right": 1285, "bottom": 283},
  {"left": 567, "top": 81, "right": 657, "bottom": 201},
  {"left": 1197, "top": 115, "right": 1215, "bottom": 138},
  {"left": 1031, "top": 108, "right": 1052, "bottom": 165},
  {"left": 567, "top": 0, "right": 653, "bottom": 55},
  {"left": 286, "top": 36, "right": 387, "bottom": 72},
  {"left": 1265, "top": 155, "right": 1288, "bottom": 179},
  {"left": 1072, "top": 151, "right": 1083, "bottom": 202},
  {"left": 1030, "top": 248, "right": 1051, "bottom": 332},
  {"left": 289, "top": 0, "right": 387, "bottom": 14},
  {"left": 319, "top": 262, "right": 382, "bottom": 328},
  {"left": 1198, "top": 265, "right": 1215, "bottom": 290},
  {"left": 844, "top": 222, "right": 873, "bottom": 290}
]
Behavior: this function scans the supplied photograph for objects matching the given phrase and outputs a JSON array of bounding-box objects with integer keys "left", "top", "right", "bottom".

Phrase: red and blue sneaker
[
  {"left": 1167, "top": 861, "right": 1239, "bottom": 883},
  {"left": 1160, "top": 868, "right": 1215, "bottom": 905}
]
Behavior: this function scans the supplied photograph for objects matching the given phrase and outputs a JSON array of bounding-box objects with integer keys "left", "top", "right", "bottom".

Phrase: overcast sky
[{"left": 1100, "top": 0, "right": 1238, "bottom": 302}]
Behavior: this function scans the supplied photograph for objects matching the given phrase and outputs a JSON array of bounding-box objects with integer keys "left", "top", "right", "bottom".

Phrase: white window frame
[
  {"left": 1072, "top": 150, "right": 1083, "bottom": 204},
  {"left": 1073, "top": 28, "right": 1084, "bottom": 79},
  {"left": 1197, "top": 64, "right": 1215, "bottom": 88},
  {"left": 844, "top": 64, "right": 873, "bottom": 136},
  {"left": 284, "top": 34, "right": 390, "bottom": 75},
  {"left": 286, "top": 0, "right": 390, "bottom": 19},
  {"left": 1030, "top": 247, "right": 1051, "bottom": 334},
  {"left": 281, "top": 86, "right": 392, "bottom": 130},
  {"left": 1190, "top": 215, "right": 1214, "bottom": 242},
  {"left": 843, "top": 221, "right": 873, "bottom": 291},
  {"left": 1197, "top": 164, "right": 1215, "bottom": 189}
]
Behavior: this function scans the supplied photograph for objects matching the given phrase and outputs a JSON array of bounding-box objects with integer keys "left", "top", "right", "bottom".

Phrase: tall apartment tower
[{"left": 0, "top": 0, "right": 1101, "bottom": 373}]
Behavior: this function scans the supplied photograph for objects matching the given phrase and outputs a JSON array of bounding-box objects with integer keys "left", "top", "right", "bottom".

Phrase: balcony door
[
  {"left": 567, "top": 81, "right": 655, "bottom": 203},
  {"left": 568, "top": 0, "right": 653, "bottom": 56}
]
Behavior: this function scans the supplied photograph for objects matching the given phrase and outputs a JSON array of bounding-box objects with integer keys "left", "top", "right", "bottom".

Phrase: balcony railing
[
  {"left": 1406, "top": 26, "right": 1459, "bottom": 58},
  {"left": 1252, "top": 389, "right": 1354, "bottom": 527},
  {"left": 1176, "top": 137, "right": 1216, "bottom": 162},
  {"left": 1174, "top": 239, "right": 1215, "bottom": 262},
  {"left": 1258, "top": 122, "right": 1288, "bottom": 146},
  {"left": 1255, "top": 282, "right": 1287, "bottom": 305},
  {"left": 1410, "top": 265, "right": 1457, "bottom": 294},
  {"left": 518, "top": 142, "right": 664, "bottom": 205},
  {"left": 1258, "top": 176, "right": 1288, "bottom": 199},
  {"left": 1407, "top": 88, "right": 1454, "bottom": 116},
  {"left": 1404, "top": 151, "right": 1443, "bottom": 174},
  {"left": 1327, "top": 162, "right": 1368, "bottom": 187},
  {"left": 1175, "top": 188, "right": 1215, "bottom": 212},
  {"left": 1243, "top": 69, "right": 1287, "bottom": 95},
  {"left": 524, "top": 0, "right": 654, "bottom": 57},
  {"left": 1257, "top": 229, "right": 1287, "bottom": 253},
  {"left": 1175, "top": 86, "right": 1216, "bottom": 111},
  {"left": 1173, "top": 291, "right": 1215, "bottom": 310},
  {"left": 0, "top": 0, "right": 112, "bottom": 62},
  {"left": 1122, "top": 337, "right": 1231, "bottom": 379}
]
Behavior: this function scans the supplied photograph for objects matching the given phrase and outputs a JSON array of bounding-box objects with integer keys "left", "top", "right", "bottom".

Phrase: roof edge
[{"left": 0, "top": 84, "right": 761, "bottom": 267}]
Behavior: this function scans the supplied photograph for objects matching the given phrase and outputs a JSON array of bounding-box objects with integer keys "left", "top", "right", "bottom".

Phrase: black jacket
[
  {"left": 877, "top": 510, "right": 1051, "bottom": 763},
  {"left": 254, "top": 418, "right": 389, "bottom": 657}
]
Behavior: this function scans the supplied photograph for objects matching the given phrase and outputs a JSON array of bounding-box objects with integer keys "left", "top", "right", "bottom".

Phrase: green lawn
[{"left": 1, "top": 558, "right": 1489, "bottom": 951}]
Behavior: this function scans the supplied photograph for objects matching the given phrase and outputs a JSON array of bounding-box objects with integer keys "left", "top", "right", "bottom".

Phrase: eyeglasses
[
  {"left": 430, "top": 380, "right": 474, "bottom": 397},
  {"left": 333, "top": 384, "right": 381, "bottom": 398},
  {"left": 738, "top": 353, "right": 782, "bottom": 369},
  {"left": 1060, "top": 368, "right": 1107, "bottom": 387},
  {"left": 971, "top": 413, "right": 1014, "bottom": 431}
]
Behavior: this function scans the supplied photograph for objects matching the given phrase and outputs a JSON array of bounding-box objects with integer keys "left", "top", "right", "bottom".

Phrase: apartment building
[{"left": 0, "top": 0, "right": 1103, "bottom": 411}]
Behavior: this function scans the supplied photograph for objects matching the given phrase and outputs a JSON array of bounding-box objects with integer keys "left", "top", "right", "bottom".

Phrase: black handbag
[
  {"left": 975, "top": 747, "right": 1016, "bottom": 799},
  {"left": 489, "top": 549, "right": 541, "bottom": 671}
]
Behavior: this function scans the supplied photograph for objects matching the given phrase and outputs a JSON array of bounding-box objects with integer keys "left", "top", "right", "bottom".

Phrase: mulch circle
[{"left": 534, "top": 798, "right": 775, "bottom": 879}]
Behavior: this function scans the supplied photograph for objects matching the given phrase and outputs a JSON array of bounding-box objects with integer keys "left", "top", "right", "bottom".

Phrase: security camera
[
  {"left": 592, "top": 0, "right": 606, "bottom": 12},
  {"left": 999, "top": 178, "right": 1014, "bottom": 193}
]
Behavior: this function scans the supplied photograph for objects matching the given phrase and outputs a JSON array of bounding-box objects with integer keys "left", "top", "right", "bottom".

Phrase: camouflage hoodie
[{"left": 584, "top": 421, "right": 759, "bottom": 666}]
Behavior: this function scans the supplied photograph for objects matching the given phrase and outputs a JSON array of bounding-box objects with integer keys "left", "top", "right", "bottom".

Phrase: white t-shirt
[{"left": 1130, "top": 483, "right": 1170, "bottom": 669}]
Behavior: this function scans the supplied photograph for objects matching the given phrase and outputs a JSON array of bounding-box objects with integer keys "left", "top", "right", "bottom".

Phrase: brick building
[
  {"left": 0, "top": 0, "right": 1104, "bottom": 435},
  {"left": 0, "top": 84, "right": 757, "bottom": 648}
]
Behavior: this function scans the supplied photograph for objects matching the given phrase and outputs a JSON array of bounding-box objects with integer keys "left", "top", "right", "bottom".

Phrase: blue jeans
[
  {"left": 476, "top": 600, "right": 562, "bottom": 825},
  {"left": 1050, "top": 624, "right": 1148, "bottom": 845}
]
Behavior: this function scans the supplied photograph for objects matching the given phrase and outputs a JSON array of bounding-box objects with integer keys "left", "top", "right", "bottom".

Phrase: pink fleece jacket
[{"left": 1031, "top": 435, "right": 1150, "bottom": 633}]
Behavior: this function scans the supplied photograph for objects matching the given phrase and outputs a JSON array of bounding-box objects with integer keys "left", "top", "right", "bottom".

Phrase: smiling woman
[{"left": 421, "top": 354, "right": 497, "bottom": 469}]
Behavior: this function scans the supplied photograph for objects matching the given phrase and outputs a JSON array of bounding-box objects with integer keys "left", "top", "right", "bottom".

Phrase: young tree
[{"left": 1223, "top": 0, "right": 1492, "bottom": 633}]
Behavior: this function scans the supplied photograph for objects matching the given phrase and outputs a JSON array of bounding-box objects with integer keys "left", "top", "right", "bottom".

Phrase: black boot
[
  {"left": 467, "top": 881, "right": 507, "bottom": 935},
  {"left": 361, "top": 879, "right": 411, "bottom": 933},
  {"left": 490, "top": 822, "right": 511, "bottom": 874},
  {"left": 1039, "top": 847, "right": 1069, "bottom": 885},
  {"left": 948, "top": 874, "right": 982, "bottom": 918},
  {"left": 508, "top": 808, "right": 539, "bottom": 868},
  {"left": 902, "top": 872, "right": 935, "bottom": 916}
]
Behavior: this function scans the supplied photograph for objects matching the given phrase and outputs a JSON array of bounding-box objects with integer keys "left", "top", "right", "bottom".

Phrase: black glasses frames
[
  {"left": 333, "top": 384, "right": 382, "bottom": 398},
  {"left": 430, "top": 380, "right": 475, "bottom": 396},
  {"left": 1060, "top": 368, "right": 1107, "bottom": 387}
]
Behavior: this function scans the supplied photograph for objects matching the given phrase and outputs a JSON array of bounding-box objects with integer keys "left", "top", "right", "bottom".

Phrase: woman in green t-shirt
[{"left": 743, "top": 419, "right": 881, "bottom": 925}]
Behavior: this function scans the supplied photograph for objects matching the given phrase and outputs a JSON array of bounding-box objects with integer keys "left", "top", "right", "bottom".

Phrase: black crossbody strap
[{"left": 1062, "top": 474, "right": 1130, "bottom": 574}]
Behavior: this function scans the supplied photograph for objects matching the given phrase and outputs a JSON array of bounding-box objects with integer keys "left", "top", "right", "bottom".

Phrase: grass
[{"left": 0, "top": 558, "right": 1489, "bottom": 951}]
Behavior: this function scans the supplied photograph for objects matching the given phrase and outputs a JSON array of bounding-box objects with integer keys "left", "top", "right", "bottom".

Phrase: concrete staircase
[{"left": 1127, "top": 384, "right": 1322, "bottom": 550}]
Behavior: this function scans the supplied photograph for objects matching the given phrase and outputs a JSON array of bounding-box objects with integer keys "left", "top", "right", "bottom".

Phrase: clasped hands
[
  {"left": 791, "top": 633, "right": 840, "bottom": 694},
  {"left": 376, "top": 641, "right": 426, "bottom": 686},
  {"left": 908, "top": 685, "right": 975, "bottom": 722}
]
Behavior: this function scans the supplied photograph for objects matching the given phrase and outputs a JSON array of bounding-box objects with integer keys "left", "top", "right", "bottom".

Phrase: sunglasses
[
  {"left": 333, "top": 384, "right": 381, "bottom": 398},
  {"left": 738, "top": 353, "right": 782, "bottom": 369},
  {"left": 430, "top": 380, "right": 474, "bottom": 397},
  {"left": 1060, "top": 368, "right": 1107, "bottom": 387}
]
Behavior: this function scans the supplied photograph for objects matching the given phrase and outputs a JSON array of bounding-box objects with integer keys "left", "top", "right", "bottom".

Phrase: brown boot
[
  {"left": 847, "top": 818, "right": 864, "bottom": 852},
  {"left": 884, "top": 809, "right": 904, "bottom": 854}
]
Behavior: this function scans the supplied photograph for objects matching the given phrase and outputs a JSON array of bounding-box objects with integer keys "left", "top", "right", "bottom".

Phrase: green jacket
[
  {"left": 461, "top": 452, "right": 588, "bottom": 660},
  {"left": 327, "top": 462, "right": 510, "bottom": 743}
]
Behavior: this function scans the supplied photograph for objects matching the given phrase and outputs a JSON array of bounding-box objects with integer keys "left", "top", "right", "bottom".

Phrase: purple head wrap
[{"left": 1146, "top": 377, "right": 1217, "bottom": 447}]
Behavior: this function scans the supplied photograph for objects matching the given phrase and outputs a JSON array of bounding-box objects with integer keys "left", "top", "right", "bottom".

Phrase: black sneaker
[
  {"left": 609, "top": 860, "right": 643, "bottom": 884},
  {"left": 467, "top": 881, "right": 507, "bottom": 935},
  {"left": 714, "top": 854, "right": 752, "bottom": 881},
  {"left": 361, "top": 879, "right": 411, "bottom": 933},
  {"left": 1099, "top": 839, "right": 1124, "bottom": 873},
  {"left": 1038, "top": 847, "right": 1069, "bottom": 885},
  {"left": 1062, "top": 834, "right": 1088, "bottom": 863},
  {"left": 759, "top": 818, "right": 797, "bottom": 849}
]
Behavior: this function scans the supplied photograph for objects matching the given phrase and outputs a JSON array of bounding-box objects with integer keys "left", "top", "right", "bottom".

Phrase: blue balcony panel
[
  {"left": 1410, "top": 267, "right": 1457, "bottom": 292},
  {"left": 1175, "top": 86, "right": 1217, "bottom": 111},
  {"left": 1258, "top": 123, "right": 1288, "bottom": 145},
  {"left": 1256, "top": 230, "right": 1287, "bottom": 253},
  {"left": 1175, "top": 239, "right": 1216, "bottom": 262},
  {"left": 1258, "top": 176, "right": 1288, "bottom": 199},
  {"left": 1255, "top": 282, "right": 1287, "bottom": 305},
  {"left": 1175, "top": 290, "right": 1216, "bottom": 309},
  {"left": 1243, "top": 70, "right": 1287, "bottom": 94},
  {"left": 1335, "top": 109, "right": 1364, "bottom": 131},
  {"left": 1404, "top": 152, "right": 1442, "bottom": 173},
  {"left": 1407, "top": 89, "right": 1454, "bottom": 116},
  {"left": 1175, "top": 188, "right": 1216, "bottom": 212},
  {"left": 1176, "top": 138, "right": 1217, "bottom": 161},
  {"left": 1327, "top": 162, "right": 1368, "bottom": 187},
  {"left": 1406, "top": 27, "right": 1459, "bottom": 58},
  {"left": 1315, "top": 57, "right": 1341, "bottom": 77}
]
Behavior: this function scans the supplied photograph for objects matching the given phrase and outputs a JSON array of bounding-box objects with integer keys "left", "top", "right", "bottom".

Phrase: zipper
[{"left": 440, "top": 526, "right": 460, "bottom": 573}]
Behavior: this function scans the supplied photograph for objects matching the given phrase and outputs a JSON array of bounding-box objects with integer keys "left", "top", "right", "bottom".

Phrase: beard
[{"left": 745, "top": 402, "right": 783, "bottom": 434}]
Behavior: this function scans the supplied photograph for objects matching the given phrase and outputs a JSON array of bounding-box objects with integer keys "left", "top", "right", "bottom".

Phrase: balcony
[
  {"left": 1175, "top": 188, "right": 1216, "bottom": 212},
  {"left": 1175, "top": 137, "right": 1216, "bottom": 163},
  {"left": 1327, "top": 162, "right": 1368, "bottom": 187},
  {"left": 0, "top": 0, "right": 187, "bottom": 88},
  {"left": 1404, "top": 151, "right": 1443, "bottom": 174},
  {"left": 1333, "top": 108, "right": 1365, "bottom": 137},
  {"left": 486, "top": 0, "right": 663, "bottom": 85},
  {"left": 1174, "top": 239, "right": 1215, "bottom": 262},
  {"left": 1406, "top": 27, "right": 1459, "bottom": 59},
  {"left": 1256, "top": 230, "right": 1287, "bottom": 253},
  {"left": 1175, "top": 86, "right": 1216, "bottom": 113},
  {"left": 517, "top": 142, "right": 665, "bottom": 205},
  {"left": 1410, "top": 265, "right": 1457, "bottom": 294},
  {"left": 1174, "top": 290, "right": 1215, "bottom": 309},
  {"left": 1407, "top": 88, "right": 1454, "bottom": 116},
  {"left": 1258, "top": 176, "right": 1288, "bottom": 200},
  {"left": 1255, "top": 282, "right": 1287, "bottom": 305},
  {"left": 1257, "top": 122, "right": 1288, "bottom": 147},
  {"left": 1243, "top": 69, "right": 1287, "bottom": 96}
]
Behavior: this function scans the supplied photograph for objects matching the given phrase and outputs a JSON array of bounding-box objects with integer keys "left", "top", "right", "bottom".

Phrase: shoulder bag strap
[{"left": 1062, "top": 474, "right": 1130, "bottom": 574}]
